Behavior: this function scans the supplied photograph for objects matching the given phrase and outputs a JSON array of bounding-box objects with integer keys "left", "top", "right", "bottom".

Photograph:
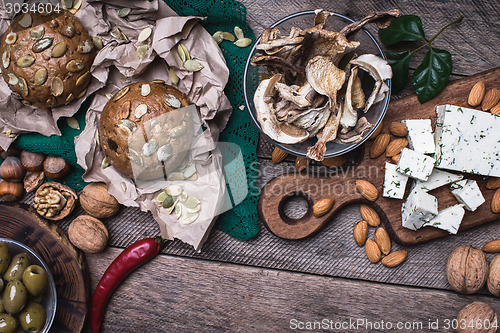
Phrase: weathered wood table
[{"left": 81, "top": 1, "right": 499, "bottom": 332}]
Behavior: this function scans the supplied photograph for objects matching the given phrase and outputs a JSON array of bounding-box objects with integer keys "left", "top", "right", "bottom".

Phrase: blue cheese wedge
[
  {"left": 396, "top": 148, "right": 436, "bottom": 181},
  {"left": 424, "top": 204, "right": 465, "bottom": 234},
  {"left": 401, "top": 188, "right": 438, "bottom": 230},
  {"left": 402, "top": 119, "right": 435, "bottom": 154},
  {"left": 449, "top": 179, "right": 485, "bottom": 211},
  {"left": 383, "top": 162, "right": 409, "bottom": 199},
  {"left": 414, "top": 169, "right": 464, "bottom": 192},
  {"left": 434, "top": 105, "right": 500, "bottom": 177}
]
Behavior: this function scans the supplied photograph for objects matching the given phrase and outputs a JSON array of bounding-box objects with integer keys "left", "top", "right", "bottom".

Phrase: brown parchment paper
[{"left": 73, "top": 0, "right": 232, "bottom": 250}]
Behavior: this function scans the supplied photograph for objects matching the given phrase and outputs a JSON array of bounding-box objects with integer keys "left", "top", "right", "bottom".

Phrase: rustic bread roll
[
  {"left": 99, "top": 81, "right": 194, "bottom": 181},
  {"left": 0, "top": 10, "right": 95, "bottom": 108}
]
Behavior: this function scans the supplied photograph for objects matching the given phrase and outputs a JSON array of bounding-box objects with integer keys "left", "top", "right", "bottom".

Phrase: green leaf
[
  {"left": 386, "top": 51, "right": 413, "bottom": 93},
  {"left": 378, "top": 15, "right": 425, "bottom": 46},
  {"left": 412, "top": 48, "right": 452, "bottom": 103}
]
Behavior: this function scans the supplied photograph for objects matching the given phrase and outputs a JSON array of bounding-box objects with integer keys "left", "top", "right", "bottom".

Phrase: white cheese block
[
  {"left": 402, "top": 119, "right": 436, "bottom": 154},
  {"left": 449, "top": 179, "right": 485, "bottom": 211},
  {"left": 401, "top": 188, "right": 438, "bottom": 230},
  {"left": 414, "top": 169, "right": 464, "bottom": 192},
  {"left": 396, "top": 148, "right": 436, "bottom": 181},
  {"left": 383, "top": 162, "right": 409, "bottom": 199},
  {"left": 424, "top": 204, "right": 465, "bottom": 234},
  {"left": 434, "top": 104, "right": 500, "bottom": 177}
]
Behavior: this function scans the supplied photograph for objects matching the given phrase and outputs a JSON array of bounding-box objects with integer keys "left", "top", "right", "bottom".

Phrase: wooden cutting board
[
  {"left": 0, "top": 204, "right": 89, "bottom": 333},
  {"left": 258, "top": 67, "right": 500, "bottom": 245}
]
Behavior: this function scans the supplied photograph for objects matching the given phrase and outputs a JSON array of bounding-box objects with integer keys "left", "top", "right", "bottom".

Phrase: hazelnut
[
  {"left": 68, "top": 215, "right": 109, "bottom": 253},
  {"left": 34, "top": 182, "right": 77, "bottom": 220},
  {"left": 43, "top": 156, "right": 71, "bottom": 180},
  {"left": 20, "top": 151, "right": 45, "bottom": 172},
  {"left": 80, "top": 182, "right": 120, "bottom": 218},
  {"left": 0, "top": 156, "right": 26, "bottom": 182},
  {"left": 0, "top": 181, "right": 24, "bottom": 201},
  {"left": 0, "top": 147, "right": 20, "bottom": 160},
  {"left": 488, "top": 255, "right": 500, "bottom": 297},
  {"left": 456, "top": 301, "right": 498, "bottom": 333},
  {"left": 447, "top": 245, "right": 488, "bottom": 294}
]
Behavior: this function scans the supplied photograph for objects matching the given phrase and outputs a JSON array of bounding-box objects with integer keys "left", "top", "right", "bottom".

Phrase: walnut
[
  {"left": 34, "top": 182, "right": 77, "bottom": 220},
  {"left": 456, "top": 301, "right": 498, "bottom": 333},
  {"left": 68, "top": 215, "right": 109, "bottom": 253},
  {"left": 447, "top": 245, "right": 488, "bottom": 294},
  {"left": 80, "top": 182, "right": 120, "bottom": 218},
  {"left": 488, "top": 255, "right": 500, "bottom": 297}
]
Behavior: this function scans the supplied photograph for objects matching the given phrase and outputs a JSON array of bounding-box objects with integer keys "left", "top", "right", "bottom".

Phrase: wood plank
[
  {"left": 240, "top": 0, "right": 500, "bottom": 76},
  {"left": 82, "top": 248, "right": 499, "bottom": 333},
  {"left": 258, "top": 67, "right": 500, "bottom": 243}
]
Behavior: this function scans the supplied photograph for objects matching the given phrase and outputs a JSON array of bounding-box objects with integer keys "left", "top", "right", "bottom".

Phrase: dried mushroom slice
[
  {"left": 254, "top": 76, "right": 309, "bottom": 144},
  {"left": 34, "top": 182, "right": 77, "bottom": 220},
  {"left": 339, "top": 9, "right": 401, "bottom": 37},
  {"left": 307, "top": 101, "right": 343, "bottom": 161},
  {"left": 350, "top": 54, "right": 392, "bottom": 112},
  {"left": 340, "top": 66, "right": 360, "bottom": 131},
  {"left": 305, "top": 56, "right": 345, "bottom": 102}
]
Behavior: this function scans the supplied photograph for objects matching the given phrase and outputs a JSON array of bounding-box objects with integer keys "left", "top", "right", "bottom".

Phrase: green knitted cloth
[{"left": 13, "top": 0, "right": 260, "bottom": 241}]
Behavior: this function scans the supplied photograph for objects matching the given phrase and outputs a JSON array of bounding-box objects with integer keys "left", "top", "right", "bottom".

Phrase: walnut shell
[
  {"left": 80, "top": 182, "right": 120, "bottom": 218},
  {"left": 488, "top": 255, "right": 500, "bottom": 297},
  {"left": 68, "top": 215, "right": 108, "bottom": 253},
  {"left": 33, "top": 182, "right": 77, "bottom": 220},
  {"left": 456, "top": 301, "right": 498, "bottom": 333},
  {"left": 447, "top": 245, "right": 488, "bottom": 294}
]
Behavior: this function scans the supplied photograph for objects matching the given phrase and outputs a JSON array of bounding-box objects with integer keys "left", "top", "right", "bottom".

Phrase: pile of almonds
[{"left": 354, "top": 204, "right": 408, "bottom": 267}]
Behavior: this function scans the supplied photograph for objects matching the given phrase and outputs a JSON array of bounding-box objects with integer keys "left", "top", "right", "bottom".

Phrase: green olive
[
  {"left": 3, "top": 254, "right": 30, "bottom": 283},
  {"left": 0, "top": 313, "right": 18, "bottom": 333},
  {"left": 21, "top": 266, "right": 47, "bottom": 298},
  {"left": 2, "top": 280, "right": 27, "bottom": 315},
  {"left": 0, "top": 243, "right": 11, "bottom": 276},
  {"left": 19, "top": 301, "right": 46, "bottom": 333}
]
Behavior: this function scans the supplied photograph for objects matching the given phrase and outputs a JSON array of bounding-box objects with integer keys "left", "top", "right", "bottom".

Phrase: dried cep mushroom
[
  {"left": 34, "top": 182, "right": 77, "bottom": 220},
  {"left": 251, "top": 9, "right": 398, "bottom": 161}
]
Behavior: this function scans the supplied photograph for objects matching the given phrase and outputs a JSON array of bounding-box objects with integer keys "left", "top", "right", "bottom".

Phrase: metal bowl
[
  {"left": 0, "top": 237, "right": 57, "bottom": 333},
  {"left": 243, "top": 11, "right": 390, "bottom": 158}
]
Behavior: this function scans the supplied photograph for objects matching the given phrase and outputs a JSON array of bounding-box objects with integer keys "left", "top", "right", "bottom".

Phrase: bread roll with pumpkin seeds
[
  {"left": 99, "top": 81, "right": 194, "bottom": 181},
  {"left": 0, "top": 10, "right": 95, "bottom": 108}
]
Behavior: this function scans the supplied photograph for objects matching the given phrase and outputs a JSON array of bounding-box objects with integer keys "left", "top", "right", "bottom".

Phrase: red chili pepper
[{"left": 89, "top": 237, "right": 167, "bottom": 333}]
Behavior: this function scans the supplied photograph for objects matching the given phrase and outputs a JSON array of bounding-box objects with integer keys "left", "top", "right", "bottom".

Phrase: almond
[
  {"left": 365, "top": 239, "right": 381, "bottom": 263},
  {"left": 482, "top": 239, "right": 500, "bottom": 253},
  {"left": 360, "top": 204, "right": 380, "bottom": 227},
  {"left": 374, "top": 227, "right": 391, "bottom": 255},
  {"left": 313, "top": 198, "right": 334, "bottom": 217},
  {"left": 391, "top": 154, "right": 401, "bottom": 164},
  {"left": 368, "top": 120, "right": 383, "bottom": 140},
  {"left": 468, "top": 81, "right": 485, "bottom": 107},
  {"left": 381, "top": 250, "right": 408, "bottom": 268},
  {"left": 370, "top": 133, "right": 390, "bottom": 158},
  {"left": 295, "top": 156, "right": 310, "bottom": 172},
  {"left": 322, "top": 156, "right": 346, "bottom": 167},
  {"left": 491, "top": 102, "right": 500, "bottom": 115},
  {"left": 482, "top": 88, "right": 500, "bottom": 111},
  {"left": 389, "top": 122, "right": 408, "bottom": 137},
  {"left": 487, "top": 177, "right": 500, "bottom": 190},
  {"left": 493, "top": 188, "right": 500, "bottom": 213},
  {"left": 353, "top": 221, "right": 368, "bottom": 246},
  {"left": 385, "top": 138, "right": 408, "bottom": 157},
  {"left": 271, "top": 147, "right": 288, "bottom": 164},
  {"left": 356, "top": 179, "right": 378, "bottom": 201}
]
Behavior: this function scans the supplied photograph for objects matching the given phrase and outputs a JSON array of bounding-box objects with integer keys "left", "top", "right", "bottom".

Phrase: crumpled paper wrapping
[
  {"left": 0, "top": 0, "right": 106, "bottom": 149},
  {"left": 73, "top": 0, "right": 233, "bottom": 250}
]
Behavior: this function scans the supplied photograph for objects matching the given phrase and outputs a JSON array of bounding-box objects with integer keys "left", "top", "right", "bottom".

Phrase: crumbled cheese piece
[
  {"left": 449, "top": 179, "right": 485, "bottom": 211},
  {"left": 402, "top": 119, "right": 435, "bottom": 154},
  {"left": 396, "top": 148, "right": 436, "bottom": 181},
  {"left": 401, "top": 188, "right": 438, "bottom": 230},
  {"left": 383, "top": 162, "right": 409, "bottom": 199},
  {"left": 424, "top": 204, "right": 465, "bottom": 234},
  {"left": 414, "top": 169, "right": 463, "bottom": 192}
]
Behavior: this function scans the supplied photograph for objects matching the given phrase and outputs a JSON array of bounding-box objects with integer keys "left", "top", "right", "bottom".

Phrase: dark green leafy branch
[{"left": 378, "top": 14, "right": 463, "bottom": 103}]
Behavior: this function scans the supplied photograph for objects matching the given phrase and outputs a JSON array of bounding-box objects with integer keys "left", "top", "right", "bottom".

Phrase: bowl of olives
[{"left": 0, "top": 238, "right": 57, "bottom": 333}]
